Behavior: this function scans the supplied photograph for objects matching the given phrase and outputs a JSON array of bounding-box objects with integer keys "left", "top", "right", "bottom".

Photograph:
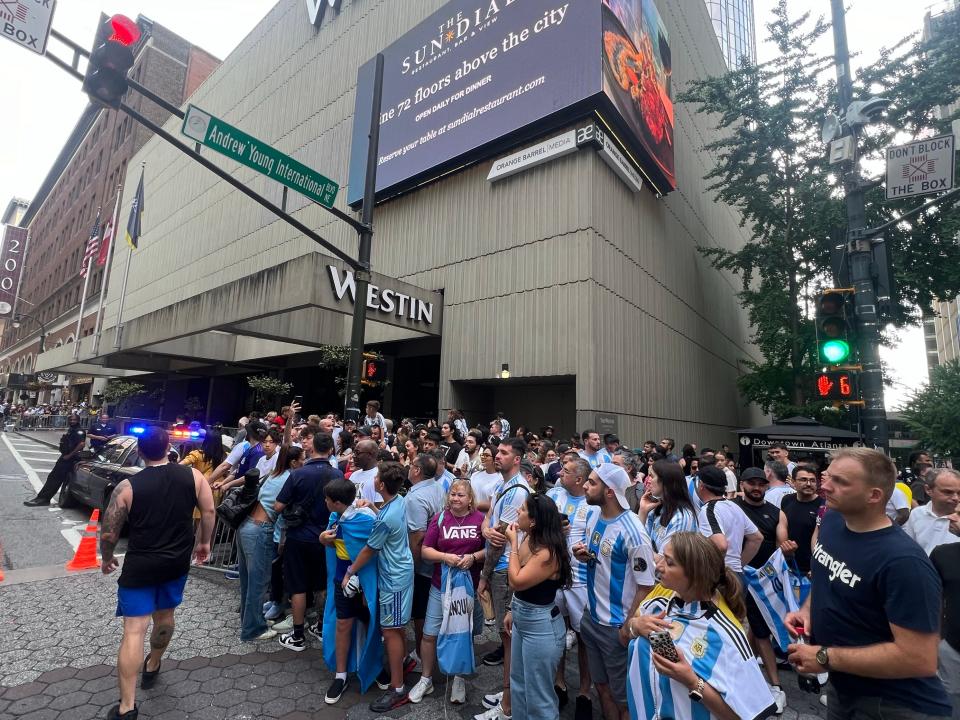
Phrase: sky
[{"left": 0, "top": 0, "right": 945, "bottom": 409}]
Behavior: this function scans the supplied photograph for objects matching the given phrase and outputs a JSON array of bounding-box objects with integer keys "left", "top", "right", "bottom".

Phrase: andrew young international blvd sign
[{"left": 182, "top": 104, "right": 340, "bottom": 208}]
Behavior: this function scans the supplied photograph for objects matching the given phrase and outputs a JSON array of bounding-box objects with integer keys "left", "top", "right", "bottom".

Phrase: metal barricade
[
  {"left": 195, "top": 515, "right": 238, "bottom": 572},
  {"left": 13, "top": 413, "right": 93, "bottom": 431}
]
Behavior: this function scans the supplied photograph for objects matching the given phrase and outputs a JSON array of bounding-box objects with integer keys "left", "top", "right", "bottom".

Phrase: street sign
[
  {"left": 885, "top": 134, "right": 955, "bottom": 200},
  {"left": 0, "top": 0, "right": 56, "bottom": 55},
  {"left": 181, "top": 104, "right": 339, "bottom": 208}
]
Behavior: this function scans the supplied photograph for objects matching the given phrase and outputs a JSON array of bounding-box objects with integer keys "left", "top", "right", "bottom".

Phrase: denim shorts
[
  {"left": 423, "top": 584, "right": 485, "bottom": 637},
  {"left": 116, "top": 574, "right": 188, "bottom": 617}
]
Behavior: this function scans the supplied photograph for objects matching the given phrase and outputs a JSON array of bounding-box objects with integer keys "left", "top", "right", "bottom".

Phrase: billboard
[
  {"left": 0, "top": 225, "right": 28, "bottom": 317},
  {"left": 348, "top": 0, "right": 675, "bottom": 205}
]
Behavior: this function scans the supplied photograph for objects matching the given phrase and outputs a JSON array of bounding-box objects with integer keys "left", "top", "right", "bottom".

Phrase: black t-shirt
[
  {"left": 59, "top": 427, "right": 87, "bottom": 457},
  {"left": 931, "top": 542, "right": 960, "bottom": 652},
  {"left": 734, "top": 498, "right": 780, "bottom": 567},
  {"left": 441, "top": 441, "right": 462, "bottom": 467},
  {"left": 781, "top": 494, "right": 825, "bottom": 573},
  {"left": 811, "top": 511, "right": 951, "bottom": 715},
  {"left": 276, "top": 458, "right": 343, "bottom": 543}
]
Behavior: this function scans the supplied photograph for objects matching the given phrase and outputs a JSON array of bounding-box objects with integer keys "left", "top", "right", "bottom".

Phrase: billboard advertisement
[
  {"left": 0, "top": 225, "right": 28, "bottom": 317},
  {"left": 347, "top": 0, "right": 676, "bottom": 204}
]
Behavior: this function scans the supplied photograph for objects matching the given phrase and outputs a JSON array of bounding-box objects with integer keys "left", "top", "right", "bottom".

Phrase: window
[{"left": 99, "top": 437, "right": 134, "bottom": 464}]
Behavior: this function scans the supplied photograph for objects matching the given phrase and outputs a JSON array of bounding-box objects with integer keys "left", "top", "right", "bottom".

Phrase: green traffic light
[{"left": 821, "top": 339, "right": 851, "bottom": 364}]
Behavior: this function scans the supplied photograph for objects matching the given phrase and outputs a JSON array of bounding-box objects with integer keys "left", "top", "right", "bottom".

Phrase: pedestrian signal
[
  {"left": 362, "top": 358, "right": 386, "bottom": 383},
  {"left": 815, "top": 371, "right": 858, "bottom": 401}
]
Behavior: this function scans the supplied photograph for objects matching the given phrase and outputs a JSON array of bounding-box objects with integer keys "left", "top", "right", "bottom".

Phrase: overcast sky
[{"left": 0, "top": 0, "right": 943, "bottom": 409}]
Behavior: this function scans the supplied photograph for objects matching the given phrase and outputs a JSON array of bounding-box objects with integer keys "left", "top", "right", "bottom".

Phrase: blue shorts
[
  {"left": 379, "top": 587, "right": 413, "bottom": 629},
  {"left": 116, "top": 575, "right": 188, "bottom": 617}
]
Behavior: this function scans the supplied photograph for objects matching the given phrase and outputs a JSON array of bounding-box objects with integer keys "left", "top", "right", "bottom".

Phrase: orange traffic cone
[{"left": 66, "top": 508, "right": 101, "bottom": 571}]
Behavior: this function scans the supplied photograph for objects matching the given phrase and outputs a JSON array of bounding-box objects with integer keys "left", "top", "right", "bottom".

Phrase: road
[{"left": 0, "top": 430, "right": 826, "bottom": 719}]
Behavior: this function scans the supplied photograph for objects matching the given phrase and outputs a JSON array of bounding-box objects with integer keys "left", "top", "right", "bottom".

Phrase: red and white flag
[
  {"left": 97, "top": 217, "right": 113, "bottom": 266},
  {"left": 80, "top": 207, "right": 102, "bottom": 278}
]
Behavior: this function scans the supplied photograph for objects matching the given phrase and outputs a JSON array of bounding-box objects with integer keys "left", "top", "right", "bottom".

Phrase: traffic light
[
  {"left": 815, "top": 370, "right": 858, "bottom": 401},
  {"left": 816, "top": 289, "right": 854, "bottom": 365},
  {"left": 83, "top": 15, "right": 141, "bottom": 108},
  {"left": 362, "top": 358, "right": 386, "bottom": 384}
]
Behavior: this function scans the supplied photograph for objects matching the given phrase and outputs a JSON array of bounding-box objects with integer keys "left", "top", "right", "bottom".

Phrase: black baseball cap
[
  {"left": 698, "top": 465, "right": 728, "bottom": 493},
  {"left": 740, "top": 467, "right": 768, "bottom": 484}
]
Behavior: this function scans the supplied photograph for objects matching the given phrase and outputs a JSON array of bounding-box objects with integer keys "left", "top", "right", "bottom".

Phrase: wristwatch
[
  {"left": 816, "top": 646, "right": 831, "bottom": 668},
  {"left": 689, "top": 676, "right": 705, "bottom": 702}
]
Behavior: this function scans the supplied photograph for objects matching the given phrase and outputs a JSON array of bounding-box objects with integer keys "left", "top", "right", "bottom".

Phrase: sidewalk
[{"left": 0, "top": 569, "right": 827, "bottom": 719}]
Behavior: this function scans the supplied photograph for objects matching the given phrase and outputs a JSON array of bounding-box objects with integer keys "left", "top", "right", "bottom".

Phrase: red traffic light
[
  {"left": 109, "top": 15, "right": 140, "bottom": 46},
  {"left": 362, "top": 358, "right": 386, "bottom": 383}
]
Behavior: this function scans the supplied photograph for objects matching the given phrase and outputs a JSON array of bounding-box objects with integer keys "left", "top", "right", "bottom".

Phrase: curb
[{"left": 9, "top": 430, "right": 60, "bottom": 451}]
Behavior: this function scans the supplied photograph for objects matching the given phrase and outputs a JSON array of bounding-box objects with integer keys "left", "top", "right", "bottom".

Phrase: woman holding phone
[
  {"left": 637, "top": 460, "right": 697, "bottom": 554},
  {"left": 624, "top": 532, "right": 775, "bottom": 720}
]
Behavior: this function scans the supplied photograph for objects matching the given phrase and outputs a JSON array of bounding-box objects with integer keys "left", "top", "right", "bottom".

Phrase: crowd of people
[{"left": 21, "top": 400, "right": 958, "bottom": 720}]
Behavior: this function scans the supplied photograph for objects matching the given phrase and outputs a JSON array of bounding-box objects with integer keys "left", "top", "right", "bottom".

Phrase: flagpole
[
  {"left": 73, "top": 206, "right": 101, "bottom": 362},
  {"left": 92, "top": 183, "right": 123, "bottom": 356},
  {"left": 114, "top": 162, "right": 144, "bottom": 351}
]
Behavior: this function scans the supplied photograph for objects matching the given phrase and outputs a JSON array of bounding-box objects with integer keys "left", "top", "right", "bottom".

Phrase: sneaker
[
  {"left": 820, "top": 693, "right": 828, "bottom": 707},
  {"left": 771, "top": 685, "right": 786, "bottom": 714},
  {"left": 482, "top": 691, "right": 503, "bottom": 709},
  {"left": 251, "top": 629, "right": 277, "bottom": 641},
  {"left": 265, "top": 604, "right": 284, "bottom": 622},
  {"left": 555, "top": 685, "right": 569, "bottom": 709},
  {"left": 482, "top": 645, "right": 504, "bottom": 666},
  {"left": 376, "top": 668, "right": 391, "bottom": 691},
  {"left": 408, "top": 676, "right": 434, "bottom": 703},
  {"left": 565, "top": 629, "right": 577, "bottom": 650},
  {"left": 22, "top": 497, "right": 51, "bottom": 507},
  {"left": 449, "top": 675, "right": 466, "bottom": 704},
  {"left": 574, "top": 695, "right": 593, "bottom": 720},
  {"left": 140, "top": 658, "right": 160, "bottom": 689},
  {"left": 223, "top": 570, "right": 239, "bottom": 580},
  {"left": 404, "top": 652, "right": 421, "bottom": 675},
  {"left": 325, "top": 677, "right": 348, "bottom": 705},
  {"left": 474, "top": 704, "right": 511, "bottom": 720},
  {"left": 271, "top": 616, "right": 294, "bottom": 632},
  {"left": 307, "top": 622, "right": 322, "bottom": 641},
  {"left": 262, "top": 600, "right": 274, "bottom": 614},
  {"left": 370, "top": 689, "right": 409, "bottom": 713},
  {"left": 226, "top": 563, "right": 239, "bottom": 571},
  {"left": 278, "top": 632, "right": 305, "bottom": 651},
  {"left": 106, "top": 705, "right": 139, "bottom": 720}
]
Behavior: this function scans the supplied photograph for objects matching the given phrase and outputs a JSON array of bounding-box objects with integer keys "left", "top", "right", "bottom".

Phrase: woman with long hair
[
  {"left": 407, "top": 480, "right": 486, "bottom": 705},
  {"left": 624, "top": 532, "right": 775, "bottom": 720},
  {"left": 401, "top": 438, "right": 419, "bottom": 467},
  {"left": 503, "top": 493, "right": 572, "bottom": 720},
  {"left": 236, "top": 444, "right": 304, "bottom": 641},
  {"left": 181, "top": 429, "right": 226, "bottom": 528},
  {"left": 638, "top": 459, "right": 698, "bottom": 553}
]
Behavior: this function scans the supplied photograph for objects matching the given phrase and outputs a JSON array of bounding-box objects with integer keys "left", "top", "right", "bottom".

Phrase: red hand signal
[{"left": 817, "top": 375, "right": 834, "bottom": 397}]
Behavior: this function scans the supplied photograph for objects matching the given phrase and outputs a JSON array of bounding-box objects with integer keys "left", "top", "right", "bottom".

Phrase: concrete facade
[{"left": 39, "top": 0, "right": 764, "bottom": 448}]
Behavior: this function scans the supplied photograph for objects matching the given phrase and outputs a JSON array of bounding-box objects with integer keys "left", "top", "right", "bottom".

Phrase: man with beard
[{"left": 578, "top": 429, "right": 611, "bottom": 469}]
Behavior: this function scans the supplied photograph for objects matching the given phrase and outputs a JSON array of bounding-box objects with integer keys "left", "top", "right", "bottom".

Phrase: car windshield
[{"left": 100, "top": 437, "right": 135, "bottom": 464}]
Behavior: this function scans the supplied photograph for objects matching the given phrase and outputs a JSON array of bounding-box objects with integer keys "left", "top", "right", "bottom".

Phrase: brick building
[{"left": 0, "top": 16, "right": 218, "bottom": 405}]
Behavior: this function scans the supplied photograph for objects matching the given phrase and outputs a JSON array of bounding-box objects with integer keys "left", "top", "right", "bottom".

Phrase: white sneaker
[
  {"left": 252, "top": 628, "right": 277, "bottom": 641},
  {"left": 482, "top": 691, "right": 503, "bottom": 709},
  {"left": 820, "top": 693, "right": 828, "bottom": 707},
  {"left": 564, "top": 629, "right": 577, "bottom": 650},
  {"left": 474, "top": 704, "right": 511, "bottom": 720},
  {"left": 408, "top": 676, "right": 434, "bottom": 703},
  {"left": 771, "top": 685, "right": 786, "bottom": 714},
  {"left": 450, "top": 675, "right": 466, "bottom": 704},
  {"left": 272, "top": 616, "right": 294, "bottom": 632}
]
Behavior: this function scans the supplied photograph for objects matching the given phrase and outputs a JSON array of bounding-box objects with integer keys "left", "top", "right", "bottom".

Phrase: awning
[
  {"left": 35, "top": 253, "right": 444, "bottom": 377},
  {"left": 738, "top": 416, "right": 861, "bottom": 453}
]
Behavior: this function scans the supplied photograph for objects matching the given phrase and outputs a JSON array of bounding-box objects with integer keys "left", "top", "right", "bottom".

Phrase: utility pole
[
  {"left": 342, "top": 54, "right": 385, "bottom": 423},
  {"left": 829, "top": 0, "right": 889, "bottom": 453}
]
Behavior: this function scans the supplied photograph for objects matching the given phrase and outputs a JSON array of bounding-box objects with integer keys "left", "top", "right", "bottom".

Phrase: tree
[
  {"left": 901, "top": 360, "right": 960, "bottom": 456},
  {"left": 680, "top": 1, "right": 960, "bottom": 419},
  {"left": 246, "top": 376, "right": 293, "bottom": 412},
  {"left": 102, "top": 380, "right": 145, "bottom": 415}
]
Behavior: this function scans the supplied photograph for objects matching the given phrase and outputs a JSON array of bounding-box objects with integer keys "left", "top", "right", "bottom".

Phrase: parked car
[{"left": 59, "top": 435, "right": 193, "bottom": 514}]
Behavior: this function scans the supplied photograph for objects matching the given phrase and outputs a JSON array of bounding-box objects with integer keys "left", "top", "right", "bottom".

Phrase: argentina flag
[
  {"left": 436, "top": 566, "right": 476, "bottom": 676},
  {"left": 743, "top": 549, "right": 800, "bottom": 652}
]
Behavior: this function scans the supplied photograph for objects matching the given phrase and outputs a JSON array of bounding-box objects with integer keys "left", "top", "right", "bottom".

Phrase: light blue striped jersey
[
  {"left": 585, "top": 510, "right": 656, "bottom": 627},
  {"left": 645, "top": 506, "right": 698, "bottom": 554},
  {"left": 688, "top": 476, "right": 705, "bottom": 512},
  {"left": 547, "top": 486, "right": 599, "bottom": 586},
  {"left": 627, "top": 586, "right": 775, "bottom": 720},
  {"left": 578, "top": 449, "right": 612, "bottom": 469},
  {"left": 489, "top": 473, "right": 532, "bottom": 572}
]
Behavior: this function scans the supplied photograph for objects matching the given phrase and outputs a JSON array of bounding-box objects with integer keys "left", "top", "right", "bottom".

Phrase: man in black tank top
[{"left": 99, "top": 426, "right": 215, "bottom": 720}]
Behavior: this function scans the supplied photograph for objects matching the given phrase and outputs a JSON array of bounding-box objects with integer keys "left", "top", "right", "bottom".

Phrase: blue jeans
[
  {"left": 237, "top": 519, "right": 275, "bottom": 641},
  {"left": 510, "top": 597, "right": 565, "bottom": 720}
]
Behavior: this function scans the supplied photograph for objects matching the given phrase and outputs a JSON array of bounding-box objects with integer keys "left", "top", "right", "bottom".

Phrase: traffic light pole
[
  {"left": 830, "top": 0, "right": 889, "bottom": 453},
  {"left": 342, "top": 54, "right": 384, "bottom": 423}
]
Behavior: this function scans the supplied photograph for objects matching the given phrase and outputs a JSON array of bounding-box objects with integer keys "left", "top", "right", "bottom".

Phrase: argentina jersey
[
  {"left": 687, "top": 475, "right": 705, "bottom": 511},
  {"left": 578, "top": 449, "right": 612, "bottom": 469},
  {"left": 645, "top": 507, "right": 698, "bottom": 554},
  {"left": 742, "top": 548, "right": 799, "bottom": 652},
  {"left": 627, "top": 587, "right": 776, "bottom": 720},
  {"left": 585, "top": 510, "right": 657, "bottom": 627},
  {"left": 547, "top": 486, "right": 598, "bottom": 586},
  {"left": 490, "top": 474, "right": 531, "bottom": 572}
]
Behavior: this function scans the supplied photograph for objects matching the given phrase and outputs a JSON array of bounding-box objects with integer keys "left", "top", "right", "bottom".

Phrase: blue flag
[
  {"left": 322, "top": 508, "right": 382, "bottom": 692},
  {"left": 125, "top": 168, "right": 144, "bottom": 249}
]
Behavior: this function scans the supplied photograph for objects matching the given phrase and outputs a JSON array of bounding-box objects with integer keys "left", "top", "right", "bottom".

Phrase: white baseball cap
[{"left": 595, "top": 463, "right": 631, "bottom": 511}]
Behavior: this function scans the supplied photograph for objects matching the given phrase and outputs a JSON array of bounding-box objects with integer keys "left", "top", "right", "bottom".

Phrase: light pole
[{"left": 13, "top": 313, "right": 47, "bottom": 372}]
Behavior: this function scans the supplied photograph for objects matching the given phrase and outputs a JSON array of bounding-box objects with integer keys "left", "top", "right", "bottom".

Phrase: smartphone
[
  {"left": 648, "top": 630, "right": 681, "bottom": 663},
  {"left": 292, "top": 395, "right": 303, "bottom": 406}
]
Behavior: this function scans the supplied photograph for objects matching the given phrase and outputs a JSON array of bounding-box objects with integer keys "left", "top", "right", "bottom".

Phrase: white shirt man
[
  {"left": 697, "top": 466, "right": 763, "bottom": 573},
  {"left": 904, "top": 469, "right": 960, "bottom": 554}
]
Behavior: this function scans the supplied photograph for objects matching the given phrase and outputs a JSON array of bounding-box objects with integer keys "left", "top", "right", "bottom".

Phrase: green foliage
[
  {"left": 102, "top": 380, "right": 145, "bottom": 414},
  {"left": 901, "top": 360, "right": 960, "bottom": 456},
  {"left": 680, "top": 1, "right": 960, "bottom": 417},
  {"left": 246, "top": 375, "right": 294, "bottom": 411}
]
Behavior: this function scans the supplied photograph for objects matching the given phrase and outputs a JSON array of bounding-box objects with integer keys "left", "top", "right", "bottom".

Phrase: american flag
[{"left": 80, "top": 207, "right": 102, "bottom": 278}]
